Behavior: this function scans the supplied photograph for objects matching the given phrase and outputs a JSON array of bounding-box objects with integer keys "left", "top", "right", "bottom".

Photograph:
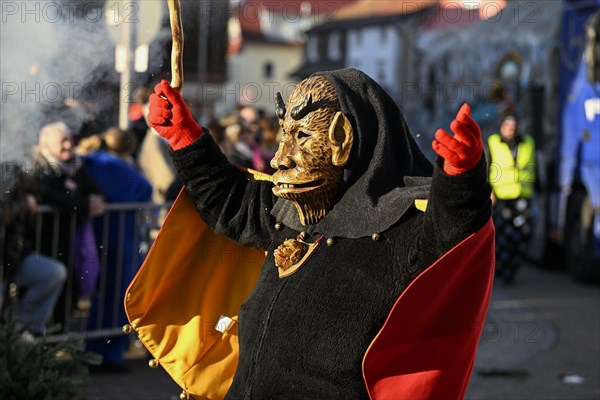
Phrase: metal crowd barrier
[{"left": 1, "top": 201, "right": 172, "bottom": 343}]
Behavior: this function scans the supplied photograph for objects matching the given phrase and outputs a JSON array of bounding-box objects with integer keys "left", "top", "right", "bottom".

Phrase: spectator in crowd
[
  {"left": 128, "top": 86, "right": 153, "bottom": 159},
  {"left": 206, "top": 119, "right": 227, "bottom": 154},
  {"left": 256, "top": 117, "right": 280, "bottom": 174},
  {"left": 217, "top": 107, "right": 279, "bottom": 173},
  {"left": 223, "top": 123, "right": 242, "bottom": 160},
  {"left": 487, "top": 115, "right": 537, "bottom": 285},
  {"left": 32, "top": 121, "right": 105, "bottom": 326},
  {"left": 77, "top": 127, "right": 152, "bottom": 371},
  {"left": 239, "top": 105, "right": 257, "bottom": 125},
  {"left": 1, "top": 162, "right": 67, "bottom": 337},
  {"left": 229, "top": 123, "right": 262, "bottom": 169}
]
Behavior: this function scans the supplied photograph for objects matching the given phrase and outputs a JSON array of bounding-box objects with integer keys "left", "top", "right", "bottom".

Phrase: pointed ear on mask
[{"left": 328, "top": 111, "right": 353, "bottom": 167}]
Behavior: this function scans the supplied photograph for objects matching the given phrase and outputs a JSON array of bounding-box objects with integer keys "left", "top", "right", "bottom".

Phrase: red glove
[
  {"left": 432, "top": 103, "right": 483, "bottom": 176},
  {"left": 147, "top": 80, "right": 203, "bottom": 150}
]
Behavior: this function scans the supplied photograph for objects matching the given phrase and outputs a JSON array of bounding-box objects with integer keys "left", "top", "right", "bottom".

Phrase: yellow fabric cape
[{"left": 124, "top": 188, "right": 265, "bottom": 399}]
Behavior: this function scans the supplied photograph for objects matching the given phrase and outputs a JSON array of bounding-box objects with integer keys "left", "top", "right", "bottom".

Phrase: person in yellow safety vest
[{"left": 487, "top": 115, "right": 536, "bottom": 285}]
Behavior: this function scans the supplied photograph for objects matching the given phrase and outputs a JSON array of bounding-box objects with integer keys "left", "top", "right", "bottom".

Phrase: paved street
[
  {"left": 466, "top": 264, "right": 600, "bottom": 400},
  {"left": 80, "top": 263, "right": 599, "bottom": 400}
]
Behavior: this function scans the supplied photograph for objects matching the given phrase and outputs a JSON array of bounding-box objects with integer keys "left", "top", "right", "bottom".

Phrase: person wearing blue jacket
[{"left": 80, "top": 128, "right": 152, "bottom": 371}]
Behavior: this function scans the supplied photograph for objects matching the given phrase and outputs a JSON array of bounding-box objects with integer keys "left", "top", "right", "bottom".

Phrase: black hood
[{"left": 272, "top": 68, "right": 433, "bottom": 238}]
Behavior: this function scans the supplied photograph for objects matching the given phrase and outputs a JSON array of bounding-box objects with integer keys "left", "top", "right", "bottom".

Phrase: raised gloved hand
[
  {"left": 432, "top": 103, "right": 483, "bottom": 176},
  {"left": 147, "top": 80, "right": 203, "bottom": 150}
]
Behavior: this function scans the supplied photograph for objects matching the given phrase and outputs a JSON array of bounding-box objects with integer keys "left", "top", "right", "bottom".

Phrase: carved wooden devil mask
[{"left": 271, "top": 75, "right": 354, "bottom": 226}]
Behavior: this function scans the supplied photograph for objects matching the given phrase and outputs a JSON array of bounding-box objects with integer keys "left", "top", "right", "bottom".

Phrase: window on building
[
  {"left": 380, "top": 27, "right": 388, "bottom": 43},
  {"left": 328, "top": 31, "right": 342, "bottom": 61},
  {"left": 307, "top": 35, "right": 319, "bottom": 62},
  {"left": 264, "top": 62, "right": 274, "bottom": 79},
  {"left": 378, "top": 59, "right": 386, "bottom": 82},
  {"left": 262, "top": 10, "right": 304, "bottom": 42}
]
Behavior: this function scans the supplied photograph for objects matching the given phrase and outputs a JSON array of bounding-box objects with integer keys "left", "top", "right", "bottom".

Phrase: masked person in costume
[{"left": 143, "top": 69, "right": 494, "bottom": 399}]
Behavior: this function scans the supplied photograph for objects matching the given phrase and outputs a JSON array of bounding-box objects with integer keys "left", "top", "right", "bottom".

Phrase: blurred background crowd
[{"left": 0, "top": 92, "right": 284, "bottom": 370}]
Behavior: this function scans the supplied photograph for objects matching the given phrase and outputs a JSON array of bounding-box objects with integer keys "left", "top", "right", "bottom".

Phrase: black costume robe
[{"left": 170, "top": 134, "right": 490, "bottom": 399}]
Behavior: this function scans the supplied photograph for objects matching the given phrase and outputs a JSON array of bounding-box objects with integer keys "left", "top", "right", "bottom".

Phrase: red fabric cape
[{"left": 362, "top": 218, "right": 495, "bottom": 399}]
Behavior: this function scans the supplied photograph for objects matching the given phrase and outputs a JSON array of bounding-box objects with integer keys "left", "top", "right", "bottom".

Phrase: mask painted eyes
[{"left": 297, "top": 131, "right": 311, "bottom": 140}]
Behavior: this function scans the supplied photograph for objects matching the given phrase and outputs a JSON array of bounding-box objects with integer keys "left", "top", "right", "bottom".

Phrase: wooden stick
[{"left": 167, "top": 0, "right": 184, "bottom": 92}]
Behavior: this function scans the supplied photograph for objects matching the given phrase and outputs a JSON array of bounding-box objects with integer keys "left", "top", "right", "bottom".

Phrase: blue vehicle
[
  {"left": 413, "top": 0, "right": 599, "bottom": 281},
  {"left": 552, "top": 1, "right": 600, "bottom": 281}
]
